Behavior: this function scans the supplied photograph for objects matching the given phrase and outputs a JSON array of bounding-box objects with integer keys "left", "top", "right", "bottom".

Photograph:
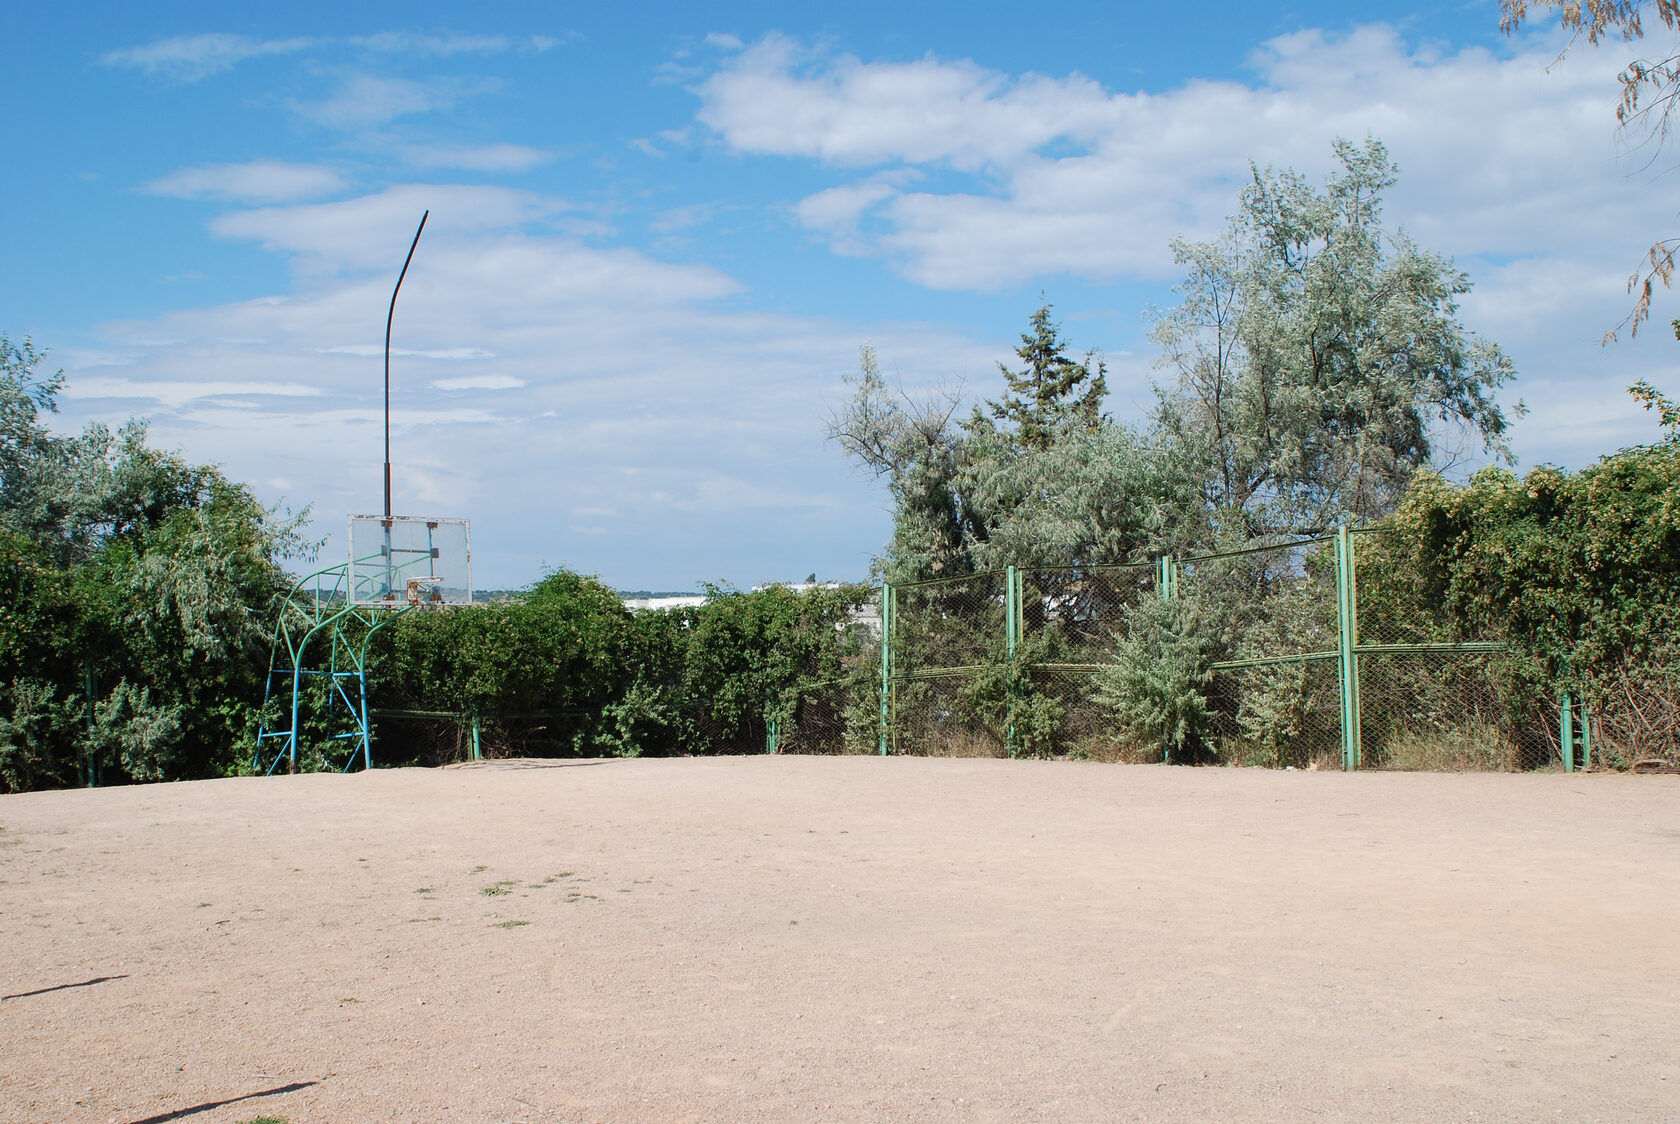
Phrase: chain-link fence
[
  {"left": 885, "top": 572, "right": 1010, "bottom": 756},
  {"left": 877, "top": 530, "right": 1595, "bottom": 770},
  {"left": 371, "top": 709, "right": 596, "bottom": 765},
  {"left": 1187, "top": 538, "right": 1344, "bottom": 768},
  {"left": 773, "top": 670, "right": 879, "bottom": 755},
  {"left": 1019, "top": 563, "right": 1155, "bottom": 760},
  {"left": 1347, "top": 529, "right": 1556, "bottom": 770},
  {"left": 363, "top": 533, "right": 1626, "bottom": 770},
  {"left": 1583, "top": 661, "right": 1680, "bottom": 770}
]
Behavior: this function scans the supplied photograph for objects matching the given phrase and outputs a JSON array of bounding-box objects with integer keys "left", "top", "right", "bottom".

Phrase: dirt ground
[{"left": 1, "top": 758, "right": 1677, "bottom": 1123}]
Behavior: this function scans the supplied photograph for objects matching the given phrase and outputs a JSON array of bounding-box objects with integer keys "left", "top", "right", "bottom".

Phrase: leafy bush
[
  {"left": 1092, "top": 596, "right": 1215, "bottom": 762},
  {"left": 372, "top": 576, "right": 872, "bottom": 759},
  {"left": 0, "top": 333, "right": 305, "bottom": 791}
]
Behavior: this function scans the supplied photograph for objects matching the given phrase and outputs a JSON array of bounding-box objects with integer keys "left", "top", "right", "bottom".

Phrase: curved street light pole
[{"left": 384, "top": 210, "right": 429, "bottom": 520}]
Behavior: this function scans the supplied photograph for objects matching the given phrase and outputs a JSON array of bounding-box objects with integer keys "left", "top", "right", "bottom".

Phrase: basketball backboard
[{"left": 347, "top": 515, "right": 472, "bottom": 606}]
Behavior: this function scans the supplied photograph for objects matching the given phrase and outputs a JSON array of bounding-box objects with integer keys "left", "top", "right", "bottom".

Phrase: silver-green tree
[
  {"left": 828, "top": 320, "right": 1191, "bottom": 582},
  {"left": 1148, "top": 137, "right": 1518, "bottom": 538}
]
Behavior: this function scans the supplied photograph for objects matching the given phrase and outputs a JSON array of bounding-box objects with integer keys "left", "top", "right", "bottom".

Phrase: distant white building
[
  {"left": 619, "top": 581, "right": 880, "bottom": 635},
  {"left": 619, "top": 594, "right": 707, "bottom": 612}
]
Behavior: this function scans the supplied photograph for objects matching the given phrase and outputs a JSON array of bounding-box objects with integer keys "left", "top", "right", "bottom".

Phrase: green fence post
[
  {"left": 1580, "top": 698, "right": 1591, "bottom": 770},
  {"left": 1005, "top": 566, "right": 1020, "bottom": 759},
  {"left": 1335, "top": 526, "right": 1362, "bottom": 771},
  {"left": 1156, "top": 555, "right": 1178, "bottom": 600},
  {"left": 1560, "top": 691, "right": 1574, "bottom": 772},
  {"left": 471, "top": 710, "right": 482, "bottom": 762},
  {"left": 1156, "top": 556, "right": 1176, "bottom": 762},
  {"left": 879, "top": 582, "right": 893, "bottom": 756},
  {"left": 1348, "top": 530, "right": 1361, "bottom": 768}
]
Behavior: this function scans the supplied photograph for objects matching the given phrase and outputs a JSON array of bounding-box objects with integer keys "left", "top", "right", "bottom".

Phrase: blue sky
[{"left": 5, "top": 1, "right": 1676, "bottom": 590}]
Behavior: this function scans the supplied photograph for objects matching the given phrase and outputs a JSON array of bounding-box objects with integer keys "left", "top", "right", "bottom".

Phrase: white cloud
[
  {"left": 102, "top": 29, "right": 560, "bottom": 82},
  {"left": 432, "top": 374, "right": 525, "bottom": 391},
  {"left": 62, "top": 377, "right": 323, "bottom": 408},
  {"left": 696, "top": 27, "right": 1661, "bottom": 293},
  {"left": 292, "top": 74, "right": 487, "bottom": 129},
  {"left": 401, "top": 143, "right": 553, "bottom": 172},
  {"left": 697, "top": 34, "right": 1120, "bottom": 173},
  {"left": 793, "top": 170, "right": 923, "bottom": 255},
  {"left": 209, "top": 184, "right": 569, "bottom": 273},
  {"left": 146, "top": 161, "right": 347, "bottom": 204},
  {"left": 649, "top": 200, "right": 730, "bottom": 234},
  {"left": 101, "top": 33, "right": 312, "bottom": 81},
  {"left": 349, "top": 32, "right": 513, "bottom": 56},
  {"left": 324, "top": 345, "right": 496, "bottom": 360}
]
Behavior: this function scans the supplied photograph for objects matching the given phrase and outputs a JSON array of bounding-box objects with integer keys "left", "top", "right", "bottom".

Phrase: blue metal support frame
[{"left": 255, "top": 555, "right": 409, "bottom": 775}]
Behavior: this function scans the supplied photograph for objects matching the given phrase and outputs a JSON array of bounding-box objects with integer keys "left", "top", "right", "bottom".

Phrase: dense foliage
[
  {"left": 0, "top": 335, "right": 306, "bottom": 792},
  {"left": 371, "top": 576, "right": 872, "bottom": 761},
  {"left": 1364, "top": 421, "right": 1680, "bottom": 764}
]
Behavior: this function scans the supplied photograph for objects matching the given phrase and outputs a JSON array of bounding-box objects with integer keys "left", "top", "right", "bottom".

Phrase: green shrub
[{"left": 1092, "top": 596, "right": 1215, "bottom": 762}]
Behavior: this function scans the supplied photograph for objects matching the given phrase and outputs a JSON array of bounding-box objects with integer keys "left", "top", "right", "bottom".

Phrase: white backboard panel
[{"left": 348, "top": 516, "right": 472, "bottom": 606}]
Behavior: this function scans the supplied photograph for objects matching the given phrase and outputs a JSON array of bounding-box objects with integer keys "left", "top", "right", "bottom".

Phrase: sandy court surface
[{"left": 1, "top": 758, "right": 1677, "bottom": 1123}]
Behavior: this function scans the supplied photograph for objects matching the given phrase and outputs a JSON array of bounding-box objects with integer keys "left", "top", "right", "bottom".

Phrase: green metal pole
[
  {"left": 1560, "top": 691, "right": 1574, "bottom": 772},
  {"left": 471, "top": 710, "right": 482, "bottom": 761},
  {"left": 1005, "top": 566, "right": 1019, "bottom": 656},
  {"left": 879, "top": 582, "right": 893, "bottom": 756},
  {"left": 1580, "top": 698, "right": 1591, "bottom": 770},
  {"left": 1156, "top": 555, "right": 1179, "bottom": 601},
  {"left": 1335, "top": 526, "right": 1362, "bottom": 771},
  {"left": 1006, "top": 566, "right": 1019, "bottom": 759},
  {"left": 1157, "top": 556, "right": 1177, "bottom": 763},
  {"left": 1347, "top": 530, "right": 1361, "bottom": 768}
]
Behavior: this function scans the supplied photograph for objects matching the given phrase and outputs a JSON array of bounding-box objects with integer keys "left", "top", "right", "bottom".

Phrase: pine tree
[{"left": 987, "top": 305, "right": 1107, "bottom": 451}]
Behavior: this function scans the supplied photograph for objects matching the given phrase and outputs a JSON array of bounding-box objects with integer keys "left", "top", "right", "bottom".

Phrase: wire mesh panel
[
  {"left": 1347, "top": 530, "right": 1549, "bottom": 770},
  {"left": 1588, "top": 663, "right": 1680, "bottom": 770},
  {"left": 1204, "top": 657, "right": 1343, "bottom": 768},
  {"left": 888, "top": 572, "right": 1010, "bottom": 756},
  {"left": 1180, "top": 538, "right": 1343, "bottom": 765},
  {"left": 1024, "top": 667, "right": 1161, "bottom": 762},
  {"left": 1020, "top": 564, "right": 1155, "bottom": 666},
  {"left": 1181, "top": 538, "right": 1340, "bottom": 660},
  {"left": 777, "top": 674, "right": 877, "bottom": 754},
  {"left": 893, "top": 572, "right": 1008, "bottom": 678},
  {"left": 890, "top": 671, "right": 1007, "bottom": 757},
  {"left": 1355, "top": 653, "right": 1548, "bottom": 770},
  {"left": 677, "top": 703, "right": 768, "bottom": 756},
  {"left": 372, "top": 711, "right": 593, "bottom": 765}
]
